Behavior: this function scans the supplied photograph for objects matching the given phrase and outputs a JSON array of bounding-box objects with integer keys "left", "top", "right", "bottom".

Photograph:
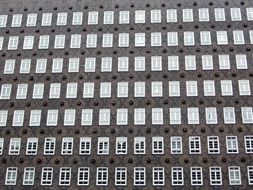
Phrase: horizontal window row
[
  {"left": 1, "top": 106, "right": 253, "bottom": 127},
  {"left": 1, "top": 7, "right": 253, "bottom": 28},
  {"left": 1, "top": 135, "right": 253, "bottom": 156},
  {"left": 4, "top": 165, "right": 253, "bottom": 186},
  {"left": 2, "top": 54, "right": 251, "bottom": 75},
  {"left": 0, "top": 80, "right": 251, "bottom": 101},
  {"left": 2, "top": 30, "right": 253, "bottom": 50}
]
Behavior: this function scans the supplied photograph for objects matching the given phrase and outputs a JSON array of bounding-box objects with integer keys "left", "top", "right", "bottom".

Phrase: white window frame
[
  {"left": 226, "top": 136, "right": 239, "bottom": 154},
  {"left": 119, "top": 11, "right": 129, "bottom": 24},
  {"left": 153, "top": 167, "right": 164, "bottom": 186},
  {"left": 81, "top": 109, "right": 93, "bottom": 126},
  {"left": 183, "top": 9, "right": 193, "bottom": 22},
  {"left": 207, "top": 136, "right": 220, "bottom": 154},
  {"left": 49, "top": 83, "right": 61, "bottom": 99},
  {"left": 228, "top": 166, "right": 241, "bottom": 185},
  {"left": 116, "top": 137, "right": 127, "bottom": 155},
  {"left": 54, "top": 35, "right": 65, "bottom": 49},
  {"left": 134, "top": 137, "right": 145, "bottom": 154},
  {"left": 244, "top": 136, "right": 253, "bottom": 154},
  {"left": 88, "top": 11, "right": 98, "bottom": 25},
  {"left": 61, "top": 137, "right": 73, "bottom": 155},
  {"left": 70, "top": 34, "right": 81, "bottom": 48},
  {"left": 5, "top": 167, "right": 17, "bottom": 185},
  {"left": 11, "top": 14, "right": 22, "bottom": 27},
  {"left": 78, "top": 167, "right": 89, "bottom": 186},
  {"left": 26, "top": 137, "right": 38, "bottom": 155},
  {"left": 41, "top": 167, "right": 53, "bottom": 186},
  {"left": 97, "top": 137, "right": 109, "bottom": 155},
  {"left": 189, "top": 136, "right": 201, "bottom": 154},
  {"left": 151, "top": 9, "right": 161, "bottom": 23},
  {"left": 9, "top": 138, "right": 21, "bottom": 155},
  {"left": 171, "top": 167, "right": 184, "bottom": 186},
  {"left": 167, "top": 9, "right": 177, "bottom": 22},
  {"left": 99, "top": 109, "right": 110, "bottom": 125},
  {"left": 57, "top": 12, "right": 67, "bottom": 26},
  {"left": 96, "top": 167, "right": 108, "bottom": 186},
  {"left": 41, "top": 13, "right": 52, "bottom": 26},
  {"left": 72, "top": 12, "right": 83, "bottom": 25},
  {"left": 117, "top": 108, "right": 128, "bottom": 125},
  {"left": 79, "top": 137, "right": 91, "bottom": 155},
  {"left": 59, "top": 167, "right": 71, "bottom": 186},
  {"left": 152, "top": 136, "right": 164, "bottom": 154},
  {"left": 134, "top": 167, "right": 146, "bottom": 186},
  {"left": 29, "top": 110, "right": 41, "bottom": 126},
  {"left": 209, "top": 166, "right": 222, "bottom": 185},
  {"left": 134, "top": 108, "right": 145, "bottom": 125},
  {"left": 191, "top": 167, "right": 203, "bottom": 186},
  {"left": 26, "top": 14, "right": 37, "bottom": 27},
  {"left": 184, "top": 31, "right": 195, "bottom": 46},
  {"left": 115, "top": 167, "right": 127, "bottom": 186},
  {"left": 103, "top": 11, "right": 114, "bottom": 24},
  {"left": 64, "top": 109, "right": 76, "bottom": 126},
  {"left": 23, "top": 167, "right": 35, "bottom": 186},
  {"left": 43, "top": 137, "right": 56, "bottom": 155},
  {"left": 83, "top": 82, "right": 94, "bottom": 98},
  {"left": 86, "top": 34, "right": 97, "bottom": 48}
]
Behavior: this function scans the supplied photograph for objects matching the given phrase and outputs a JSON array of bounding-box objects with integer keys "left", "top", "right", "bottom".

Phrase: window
[
  {"left": 97, "top": 137, "right": 109, "bottom": 155},
  {"left": 169, "top": 81, "right": 180, "bottom": 97},
  {"left": 9, "top": 138, "right": 21, "bottom": 155},
  {"left": 189, "top": 136, "right": 201, "bottom": 154},
  {"left": 118, "top": 33, "right": 129, "bottom": 47},
  {"left": 61, "top": 137, "right": 73, "bottom": 155},
  {"left": 207, "top": 136, "right": 220, "bottom": 154},
  {"left": 46, "top": 109, "right": 58, "bottom": 126},
  {"left": 100, "top": 82, "right": 111, "bottom": 98},
  {"left": 32, "top": 83, "right": 44, "bottom": 99},
  {"left": 44, "top": 137, "right": 56, "bottom": 155},
  {"left": 134, "top": 108, "right": 145, "bottom": 125},
  {"left": 103, "top": 11, "right": 114, "bottom": 24},
  {"left": 86, "top": 34, "right": 97, "bottom": 48},
  {"left": 153, "top": 167, "right": 164, "bottom": 186},
  {"left": 78, "top": 167, "right": 89, "bottom": 186},
  {"left": 202, "top": 55, "right": 213, "bottom": 70},
  {"left": 116, "top": 137, "right": 127, "bottom": 154},
  {"left": 221, "top": 80, "right": 233, "bottom": 96},
  {"left": 119, "top": 11, "right": 129, "bottom": 24},
  {"left": 23, "top": 167, "right": 35, "bottom": 185},
  {"left": 0, "top": 138, "right": 4, "bottom": 155},
  {"left": 26, "top": 137, "right": 38, "bottom": 155},
  {"left": 115, "top": 167, "right": 127, "bottom": 186},
  {"left": 0, "top": 15, "right": 7, "bottom": 27},
  {"left": 185, "top": 55, "right": 196, "bottom": 70},
  {"left": 57, "top": 12, "right": 67, "bottom": 25},
  {"left": 151, "top": 81, "right": 163, "bottom": 97},
  {"left": 223, "top": 107, "right": 236, "bottom": 124},
  {"left": 203, "top": 80, "right": 215, "bottom": 96},
  {"left": 215, "top": 8, "right": 225, "bottom": 21},
  {"left": 200, "top": 31, "right": 211, "bottom": 45},
  {"left": 38, "top": 35, "right": 50, "bottom": 49},
  {"left": 117, "top": 109, "right": 128, "bottom": 125},
  {"left": 66, "top": 83, "right": 77, "bottom": 98},
  {"left": 167, "top": 32, "right": 178, "bottom": 46},
  {"left": 233, "top": 30, "right": 245, "bottom": 45},
  {"left": 8, "top": 36, "right": 19, "bottom": 50},
  {"left": 83, "top": 82, "right": 94, "bottom": 98},
  {"left": 168, "top": 56, "right": 179, "bottom": 70},
  {"left": 135, "top": 57, "right": 145, "bottom": 71},
  {"left": 229, "top": 166, "right": 241, "bottom": 185},
  {"left": 241, "top": 107, "right": 253, "bottom": 123},
  {"left": 16, "top": 83, "right": 28, "bottom": 99},
  {"left": 88, "top": 11, "right": 98, "bottom": 25},
  {"left": 118, "top": 57, "right": 128, "bottom": 72},
  {"left": 5, "top": 167, "right": 17, "bottom": 185},
  {"left": 52, "top": 58, "right": 63, "bottom": 73},
  {"left": 84, "top": 57, "right": 96, "bottom": 72},
  {"left": 117, "top": 82, "right": 128, "bottom": 97},
  {"left": 199, "top": 8, "right": 209, "bottom": 22},
  {"left": 248, "top": 166, "right": 253, "bottom": 185},
  {"left": 70, "top": 34, "right": 81, "bottom": 48},
  {"left": 135, "top": 33, "right": 145, "bottom": 47},
  {"left": 11, "top": 14, "right": 22, "bottom": 27},
  {"left": 12, "top": 110, "right": 25, "bottom": 127},
  {"left": 183, "top": 9, "right": 193, "bottom": 22},
  {"left": 236, "top": 54, "right": 247, "bottom": 69},
  {"left": 0, "top": 36, "right": 3, "bottom": 50},
  {"left": 134, "top": 82, "right": 145, "bottom": 97},
  {"left": 59, "top": 167, "right": 71, "bottom": 186},
  {"left": 99, "top": 109, "right": 110, "bottom": 125},
  {"left": 134, "top": 167, "right": 146, "bottom": 186},
  {"left": 151, "top": 10, "right": 161, "bottom": 23},
  {"left": 186, "top": 81, "right": 198, "bottom": 96},
  {"left": 96, "top": 167, "right": 108, "bottom": 186},
  {"left": 0, "top": 110, "right": 8, "bottom": 126},
  {"left": 49, "top": 83, "right": 61, "bottom": 99},
  {"left": 191, "top": 167, "right": 203, "bottom": 185},
  {"left": 167, "top": 9, "right": 177, "bottom": 22},
  {"left": 152, "top": 108, "right": 163, "bottom": 125},
  {"left": 169, "top": 108, "right": 181, "bottom": 125},
  {"left": 72, "top": 12, "right": 83, "bottom": 25},
  {"left": 238, "top": 80, "right": 251, "bottom": 95},
  {"left": 152, "top": 137, "right": 164, "bottom": 154},
  {"left": 68, "top": 58, "right": 79, "bottom": 72},
  {"left": 102, "top": 33, "right": 113, "bottom": 47},
  {"left": 41, "top": 13, "right": 52, "bottom": 26},
  {"left": 151, "top": 32, "right": 161, "bottom": 46},
  {"left": 134, "top": 137, "right": 145, "bottom": 154},
  {"left": 81, "top": 109, "right": 93, "bottom": 126},
  {"left": 184, "top": 32, "right": 195, "bottom": 46},
  {"left": 247, "top": 8, "right": 253, "bottom": 20},
  {"left": 217, "top": 31, "right": 228, "bottom": 45},
  {"left": 209, "top": 167, "right": 222, "bottom": 185},
  {"left": 226, "top": 136, "right": 238, "bottom": 153},
  {"left": 26, "top": 14, "right": 37, "bottom": 27},
  {"left": 36, "top": 59, "right": 47, "bottom": 73},
  {"left": 205, "top": 107, "right": 218, "bottom": 124},
  {"left": 245, "top": 136, "right": 253, "bottom": 153},
  {"left": 135, "top": 10, "right": 145, "bottom": 23},
  {"left": 171, "top": 167, "right": 184, "bottom": 186},
  {"left": 64, "top": 109, "right": 75, "bottom": 126},
  {"left": 54, "top": 35, "right": 65, "bottom": 49},
  {"left": 171, "top": 136, "right": 182, "bottom": 154},
  {"left": 79, "top": 137, "right": 91, "bottom": 155},
  {"left": 0, "top": 84, "right": 12, "bottom": 99},
  {"left": 231, "top": 8, "right": 242, "bottom": 21},
  {"left": 20, "top": 59, "right": 31, "bottom": 73},
  {"left": 41, "top": 167, "right": 53, "bottom": 186},
  {"left": 4, "top": 59, "right": 15, "bottom": 74},
  {"left": 219, "top": 54, "right": 230, "bottom": 70}
]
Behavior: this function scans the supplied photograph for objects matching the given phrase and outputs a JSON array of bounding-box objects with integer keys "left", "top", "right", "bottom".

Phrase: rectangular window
[
  {"left": 101, "top": 57, "right": 112, "bottom": 72},
  {"left": 167, "top": 9, "right": 177, "bottom": 22},
  {"left": 119, "top": 11, "right": 129, "bottom": 24},
  {"left": 151, "top": 56, "right": 162, "bottom": 71},
  {"left": 66, "top": 82, "right": 77, "bottom": 98},
  {"left": 81, "top": 109, "right": 93, "bottom": 126},
  {"left": 12, "top": 110, "right": 24, "bottom": 127},
  {"left": 135, "top": 10, "right": 145, "bottom": 23},
  {"left": 26, "top": 137, "right": 38, "bottom": 155},
  {"left": 200, "top": 31, "right": 211, "bottom": 45},
  {"left": 168, "top": 56, "right": 179, "bottom": 70},
  {"left": 205, "top": 107, "right": 218, "bottom": 124},
  {"left": 0, "top": 110, "right": 8, "bottom": 126},
  {"left": 4, "top": 59, "right": 15, "bottom": 74},
  {"left": 151, "top": 81, "right": 163, "bottom": 97},
  {"left": 116, "top": 137, "right": 127, "bottom": 154},
  {"left": 244, "top": 136, "right": 253, "bottom": 153},
  {"left": 151, "top": 9, "right": 161, "bottom": 23},
  {"left": 97, "top": 137, "right": 109, "bottom": 155},
  {"left": 85, "top": 57, "right": 96, "bottom": 72},
  {"left": 167, "top": 32, "right": 178, "bottom": 47},
  {"left": 11, "top": 14, "right": 22, "bottom": 27},
  {"left": 118, "top": 33, "right": 129, "bottom": 47},
  {"left": 41, "top": 167, "right": 53, "bottom": 186},
  {"left": 8, "top": 36, "right": 19, "bottom": 50},
  {"left": 36, "top": 59, "right": 47, "bottom": 73},
  {"left": 117, "top": 82, "right": 128, "bottom": 97},
  {"left": 103, "top": 11, "right": 114, "bottom": 24},
  {"left": 219, "top": 54, "right": 230, "bottom": 70},
  {"left": 96, "top": 167, "right": 108, "bottom": 186},
  {"left": 20, "top": 59, "right": 31, "bottom": 74},
  {"left": 229, "top": 166, "right": 241, "bottom": 185},
  {"left": 118, "top": 57, "right": 128, "bottom": 72},
  {"left": 236, "top": 54, "right": 247, "bottom": 69},
  {"left": 0, "top": 36, "right": 3, "bottom": 50},
  {"left": 169, "top": 108, "right": 181, "bottom": 125},
  {"left": 134, "top": 108, "right": 145, "bottom": 125},
  {"left": 54, "top": 35, "right": 65, "bottom": 49},
  {"left": 152, "top": 108, "right": 163, "bottom": 125},
  {"left": 52, "top": 58, "right": 63, "bottom": 73},
  {"left": 46, "top": 109, "right": 58, "bottom": 126},
  {"left": 233, "top": 30, "right": 245, "bottom": 44},
  {"left": 226, "top": 136, "right": 238, "bottom": 153},
  {"left": 32, "top": 83, "right": 44, "bottom": 99},
  {"left": 151, "top": 32, "right": 161, "bottom": 46},
  {"left": 115, "top": 167, "right": 127, "bottom": 186},
  {"left": 185, "top": 55, "right": 196, "bottom": 70},
  {"left": 41, "top": 13, "right": 52, "bottom": 26},
  {"left": 79, "top": 137, "right": 91, "bottom": 155},
  {"left": 183, "top": 9, "right": 193, "bottom": 22},
  {"left": 134, "top": 82, "right": 145, "bottom": 97},
  {"left": 202, "top": 55, "right": 213, "bottom": 70},
  {"left": 189, "top": 136, "right": 201, "bottom": 154},
  {"left": 0, "top": 138, "right": 4, "bottom": 155},
  {"left": 221, "top": 80, "right": 233, "bottom": 96},
  {"left": 99, "top": 109, "right": 110, "bottom": 125},
  {"left": 23, "top": 167, "right": 35, "bottom": 185},
  {"left": 171, "top": 167, "right": 184, "bottom": 186},
  {"left": 191, "top": 167, "right": 203, "bottom": 185},
  {"left": 217, "top": 31, "right": 228, "bottom": 45},
  {"left": 203, "top": 80, "right": 215, "bottom": 96},
  {"left": 117, "top": 108, "right": 128, "bottom": 125},
  {"left": 135, "top": 33, "right": 145, "bottom": 47},
  {"left": 61, "top": 137, "right": 73, "bottom": 155},
  {"left": 135, "top": 57, "right": 145, "bottom": 71},
  {"left": 57, "top": 12, "right": 67, "bottom": 26},
  {"left": 59, "top": 167, "right": 71, "bottom": 186},
  {"left": 215, "top": 8, "right": 225, "bottom": 21},
  {"left": 199, "top": 8, "right": 209, "bottom": 22},
  {"left": 70, "top": 34, "right": 81, "bottom": 48},
  {"left": 134, "top": 137, "right": 145, "bottom": 154},
  {"left": 134, "top": 167, "right": 146, "bottom": 186},
  {"left": 9, "top": 138, "right": 21, "bottom": 155},
  {"left": 26, "top": 14, "right": 37, "bottom": 27},
  {"left": 49, "top": 83, "right": 61, "bottom": 99},
  {"left": 238, "top": 80, "right": 251, "bottom": 95},
  {"left": 186, "top": 81, "right": 198, "bottom": 96},
  {"left": 68, "top": 58, "right": 79, "bottom": 72},
  {"left": 72, "top": 12, "right": 83, "bottom": 25},
  {"left": 209, "top": 167, "right": 222, "bottom": 185},
  {"left": 152, "top": 137, "right": 164, "bottom": 154},
  {"left": 184, "top": 31, "right": 195, "bottom": 46},
  {"left": 169, "top": 81, "right": 180, "bottom": 97},
  {"left": 223, "top": 107, "right": 236, "bottom": 124},
  {"left": 102, "top": 33, "right": 113, "bottom": 47},
  {"left": 86, "top": 34, "right": 97, "bottom": 48},
  {"left": 0, "top": 15, "right": 7, "bottom": 28},
  {"left": 100, "top": 82, "right": 111, "bottom": 98},
  {"left": 231, "top": 8, "right": 242, "bottom": 21},
  {"left": 64, "top": 109, "right": 75, "bottom": 126},
  {"left": 153, "top": 167, "right": 164, "bottom": 186},
  {"left": 44, "top": 137, "right": 56, "bottom": 155},
  {"left": 83, "top": 82, "right": 94, "bottom": 98},
  {"left": 38, "top": 35, "right": 49, "bottom": 49},
  {"left": 88, "top": 11, "right": 98, "bottom": 25},
  {"left": 171, "top": 136, "right": 182, "bottom": 154},
  {"left": 16, "top": 84, "right": 28, "bottom": 99},
  {"left": 78, "top": 167, "right": 89, "bottom": 186},
  {"left": 207, "top": 136, "right": 220, "bottom": 154},
  {"left": 0, "top": 84, "right": 11, "bottom": 99},
  {"left": 247, "top": 8, "right": 253, "bottom": 20},
  {"left": 247, "top": 166, "right": 253, "bottom": 185},
  {"left": 241, "top": 107, "right": 253, "bottom": 123},
  {"left": 5, "top": 167, "right": 17, "bottom": 185}
]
